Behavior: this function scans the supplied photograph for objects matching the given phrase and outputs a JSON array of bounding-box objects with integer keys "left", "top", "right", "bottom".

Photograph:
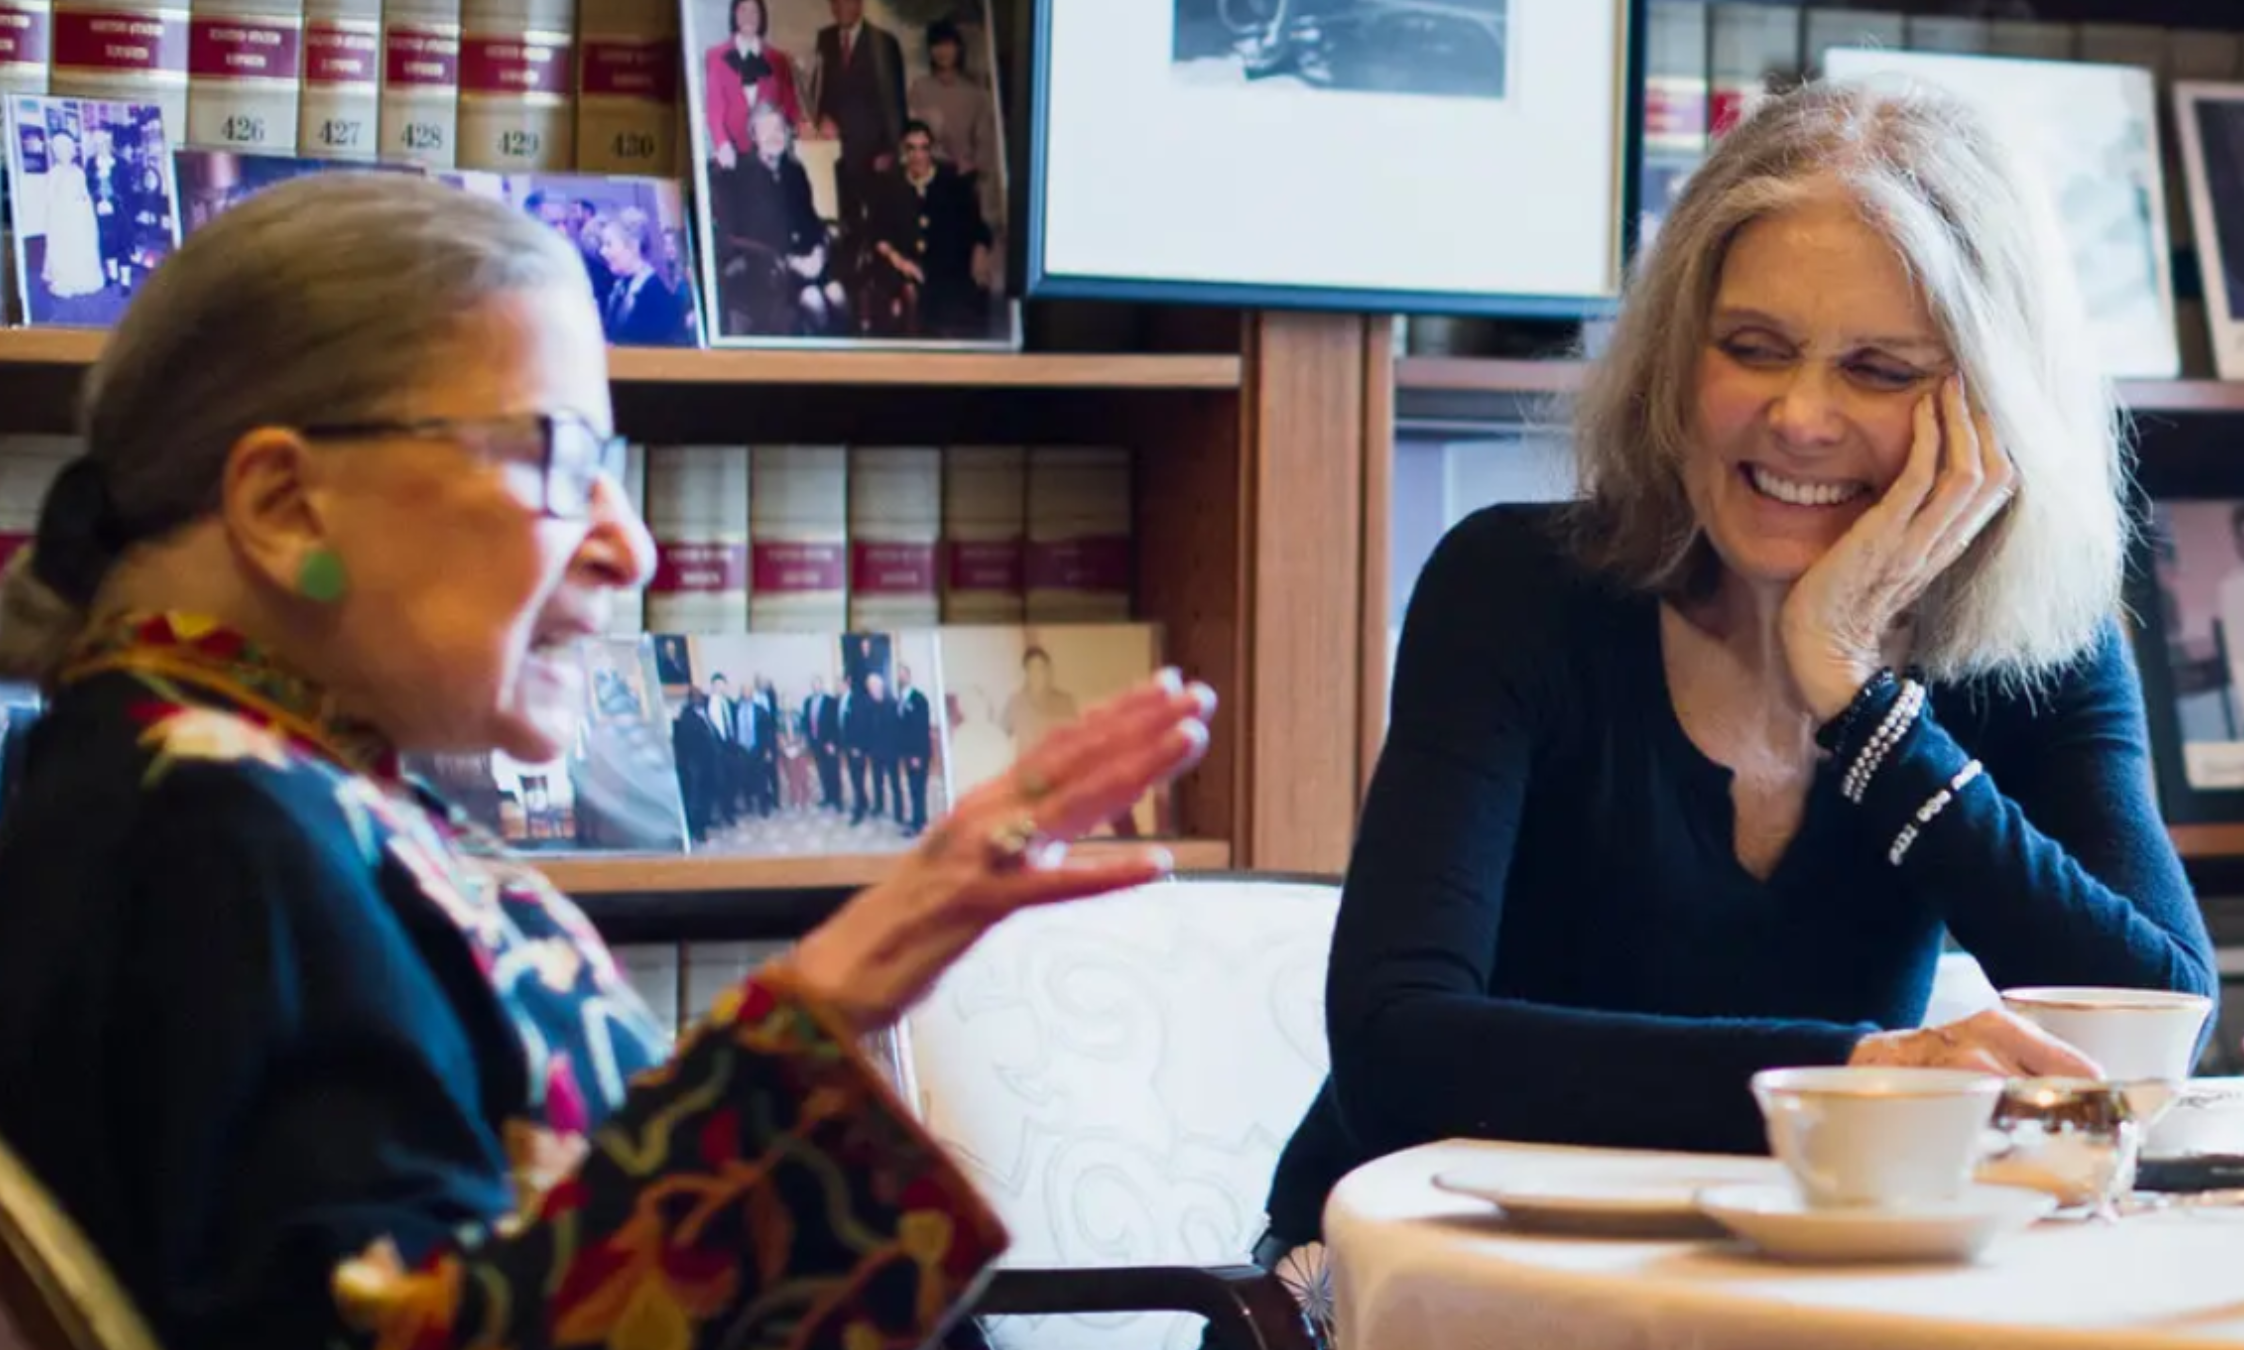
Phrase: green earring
[{"left": 296, "top": 548, "right": 348, "bottom": 604}]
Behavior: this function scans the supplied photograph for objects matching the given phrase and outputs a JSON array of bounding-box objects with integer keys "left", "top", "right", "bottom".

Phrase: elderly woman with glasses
[{"left": 0, "top": 172, "right": 1215, "bottom": 1350}]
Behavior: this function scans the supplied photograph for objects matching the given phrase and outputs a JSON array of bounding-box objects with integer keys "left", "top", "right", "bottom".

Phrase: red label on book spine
[
  {"left": 188, "top": 15, "right": 301, "bottom": 79},
  {"left": 947, "top": 539, "right": 1022, "bottom": 593},
  {"left": 1643, "top": 76, "right": 1706, "bottom": 140},
  {"left": 0, "top": 3, "right": 52, "bottom": 67},
  {"left": 303, "top": 17, "right": 374, "bottom": 83},
  {"left": 751, "top": 540, "right": 845, "bottom": 594},
  {"left": 382, "top": 22, "right": 456, "bottom": 88},
  {"left": 648, "top": 541, "right": 747, "bottom": 594},
  {"left": 850, "top": 540, "right": 936, "bottom": 596},
  {"left": 1025, "top": 536, "right": 1130, "bottom": 591},
  {"left": 578, "top": 35, "right": 672, "bottom": 100},
  {"left": 458, "top": 30, "right": 569, "bottom": 96},
  {"left": 1709, "top": 84, "right": 1756, "bottom": 139},
  {"left": 52, "top": 8, "right": 187, "bottom": 75}
]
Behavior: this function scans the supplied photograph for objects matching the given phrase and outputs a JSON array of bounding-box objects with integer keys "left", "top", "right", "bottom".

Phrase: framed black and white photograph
[
  {"left": 4, "top": 96, "right": 178, "bottom": 328},
  {"left": 2174, "top": 81, "right": 2244, "bottom": 384},
  {"left": 680, "top": 0, "right": 1017, "bottom": 349},
  {"left": 2128, "top": 496, "right": 2244, "bottom": 826},
  {"left": 1023, "top": 0, "right": 1641, "bottom": 318},
  {"left": 439, "top": 170, "right": 705, "bottom": 348}
]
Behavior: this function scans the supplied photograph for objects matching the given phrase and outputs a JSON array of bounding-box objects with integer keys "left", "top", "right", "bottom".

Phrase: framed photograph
[
  {"left": 175, "top": 150, "right": 424, "bottom": 239},
  {"left": 439, "top": 170, "right": 705, "bottom": 348},
  {"left": 2174, "top": 81, "right": 2244, "bottom": 383},
  {"left": 681, "top": 0, "right": 1017, "bottom": 349},
  {"left": 4, "top": 96, "right": 179, "bottom": 328},
  {"left": 655, "top": 628, "right": 952, "bottom": 854},
  {"left": 1823, "top": 48, "right": 2180, "bottom": 381},
  {"left": 2127, "top": 495, "right": 2244, "bottom": 826},
  {"left": 1020, "top": 0, "right": 1643, "bottom": 319}
]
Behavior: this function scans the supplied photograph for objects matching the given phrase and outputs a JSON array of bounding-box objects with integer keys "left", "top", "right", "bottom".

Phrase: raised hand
[
  {"left": 782, "top": 671, "right": 1216, "bottom": 1033},
  {"left": 1780, "top": 374, "right": 2016, "bottom": 721}
]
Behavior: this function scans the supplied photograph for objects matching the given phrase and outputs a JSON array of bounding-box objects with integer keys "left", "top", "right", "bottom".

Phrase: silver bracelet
[
  {"left": 1843, "top": 680, "right": 1925, "bottom": 804},
  {"left": 1888, "top": 759, "right": 1986, "bottom": 867}
]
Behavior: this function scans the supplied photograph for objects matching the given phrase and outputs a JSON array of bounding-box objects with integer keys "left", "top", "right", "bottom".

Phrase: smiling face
[
  {"left": 1687, "top": 187, "right": 1950, "bottom": 588},
  {"left": 302, "top": 287, "right": 655, "bottom": 760}
]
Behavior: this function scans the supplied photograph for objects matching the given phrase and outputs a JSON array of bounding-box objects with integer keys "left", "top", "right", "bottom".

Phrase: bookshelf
[{"left": 0, "top": 307, "right": 1380, "bottom": 936}]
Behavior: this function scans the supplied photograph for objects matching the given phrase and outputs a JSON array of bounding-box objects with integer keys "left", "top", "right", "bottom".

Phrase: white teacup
[
  {"left": 2000, "top": 987, "right": 2213, "bottom": 1083},
  {"left": 1752, "top": 1067, "right": 2004, "bottom": 1209}
]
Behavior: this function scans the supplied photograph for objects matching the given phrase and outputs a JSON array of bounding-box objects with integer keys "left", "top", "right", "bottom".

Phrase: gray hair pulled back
[{"left": 0, "top": 171, "right": 592, "bottom": 684}]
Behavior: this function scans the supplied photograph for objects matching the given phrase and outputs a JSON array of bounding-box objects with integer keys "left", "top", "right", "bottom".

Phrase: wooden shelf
[
  {"left": 0, "top": 327, "right": 1242, "bottom": 391},
  {"left": 2172, "top": 824, "right": 2244, "bottom": 860},
  {"left": 1396, "top": 356, "right": 2244, "bottom": 416},
  {"left": 536, "top": 836, "right": 1233, "bottom": 897}
]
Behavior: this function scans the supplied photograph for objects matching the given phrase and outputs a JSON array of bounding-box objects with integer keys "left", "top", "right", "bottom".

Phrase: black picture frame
[
  {"left": 2124, "top": 485, "right": 2244, "bottom": 828},
  {"left": 1012, "top": 0, "right": 1648, "bottom": 320}
]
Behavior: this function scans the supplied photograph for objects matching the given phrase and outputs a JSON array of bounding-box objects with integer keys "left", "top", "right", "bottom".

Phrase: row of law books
[
  {"left": 621, "top": 441, "right": 1132, "bottom": 637},
  {"left": 0, "top": 0, "right": 677, "bottom": 174},
  {"left": 0, "top": 436, "right": 1135, "bottom": 632},
  {"left": 411, "top": 621, "right": 1173, "bottom": 861}
]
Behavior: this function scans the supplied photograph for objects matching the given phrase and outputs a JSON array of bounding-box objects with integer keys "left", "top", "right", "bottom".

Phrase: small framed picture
[
  {"left": 2174, "top": 81, "right": 2244, "bottom": 383},
  {"left": 679, "top": 0, "right": 1019, "bottom": 349},
  {"left": 1823, "top": 49, "right": 2180, "bottom": 381},
  {"left": 1020, "top": 0, "right": 1642, "bottom": 319},
  {"left": 4, "top": 95, "right": 180, "bottom": 328},
  {"left": 2127, "top": 494, "right": 2244, "bottom": 826},
  {"left": 438, "top": 170, "right": 706, "bottom": 348}
]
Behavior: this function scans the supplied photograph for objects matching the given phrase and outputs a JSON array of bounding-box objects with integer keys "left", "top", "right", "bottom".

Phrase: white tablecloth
[{"left": 1324, "top": 1141, "right": 2244, "bottom": 1350}]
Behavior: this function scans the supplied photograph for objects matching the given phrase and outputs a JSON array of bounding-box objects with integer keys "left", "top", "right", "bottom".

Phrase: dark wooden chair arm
[{"left": 977, "top": 1264, "right": 1317, "bottom": 1350}]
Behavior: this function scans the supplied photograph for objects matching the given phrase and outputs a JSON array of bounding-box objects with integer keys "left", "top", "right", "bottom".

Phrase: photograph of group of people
[
  {"left": 652, "top": 629, "right": 950, "bottom": 855},
  {"left": 445, "top": 171, "right": 704, "bottom": 347},
  {"left": 6, "top": 96, "right": 178, "bottom": 327},
  {"left": 684, "top": 0, "right": 1013, "bottom": 346}
]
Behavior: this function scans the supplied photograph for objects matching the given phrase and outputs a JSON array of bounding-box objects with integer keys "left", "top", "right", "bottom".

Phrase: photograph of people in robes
[
  {"left": 682, "top": 0, "right": 1015, "bottom": 347},
  {"left": 6, "top": 97, "right": 179, "bottom": 328},
  {"left": 440, "top": 169, "right": 704, "bottom": 347},
  {"left": 657, "top": 629, "right": 951, "bottom": 856}
]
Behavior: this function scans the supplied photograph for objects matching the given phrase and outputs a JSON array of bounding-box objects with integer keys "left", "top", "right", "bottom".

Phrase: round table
[{"left": 1324, "top": 1141, "right": 2244, "bottom": 1350}]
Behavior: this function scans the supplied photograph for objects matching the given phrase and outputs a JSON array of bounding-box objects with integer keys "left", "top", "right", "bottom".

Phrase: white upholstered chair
[
  {"left": 0, "top": 1135, "right": 160, "bottom": 1350},
  {"left": 1926, "top": 948, "right": 2000, "bottom": 1027},
  {"left": 898, "top": 872, "right": 1339, "bottom": 1350}
]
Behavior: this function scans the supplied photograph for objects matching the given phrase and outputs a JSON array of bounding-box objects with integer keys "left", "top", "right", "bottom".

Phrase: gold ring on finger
[{"left": 984, "top": 811, "right": 1044, "bottom": 872}]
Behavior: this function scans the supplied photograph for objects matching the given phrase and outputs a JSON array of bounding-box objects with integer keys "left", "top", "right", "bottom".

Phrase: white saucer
[
  {"left": 1432, "top": 1171, "right": 1727, "bottom": 1237},
  {"left": 1695, "top": 1182, "right": 2056, "bottom": 1264}
]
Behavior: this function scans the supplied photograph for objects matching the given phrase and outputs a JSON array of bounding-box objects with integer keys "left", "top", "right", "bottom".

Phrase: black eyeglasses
[{"left": 299, "top": 412, "right": 628, "bottom": 520}]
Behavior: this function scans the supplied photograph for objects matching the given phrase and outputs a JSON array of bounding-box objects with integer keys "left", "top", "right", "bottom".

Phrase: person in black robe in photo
[
  {"left": 894, "top": 663, "right": 932, "bottom": 835},
  {"left": 803, "top": 674, "right": 843, "bottom": 810},
  {"left": 723, "top": 103, "right": 847, "bottom": 335},
  {"left": 861, "top": 671, "right": 901, "bottom": 828},
  {"left": 860, "top": 119, "right": 992, "bottom": 339},
  {"left": 670, "top": 688, "right": 723, "bottom": 841}
]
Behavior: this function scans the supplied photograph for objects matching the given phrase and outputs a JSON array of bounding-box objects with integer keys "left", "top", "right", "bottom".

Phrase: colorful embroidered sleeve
[{"left": 331, "top": 965, "right": 1007, "bottom": 1350}]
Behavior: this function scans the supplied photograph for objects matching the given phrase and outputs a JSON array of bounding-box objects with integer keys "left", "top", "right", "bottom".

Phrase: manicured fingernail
[
  {"left": 1148, "top": 846, "right": 1175, "bottom": 874},
  {"left": 1189, "top": 682, "right": 1217, "bottom": 717},
  {"left": 1156, "top": 666, "right": 1184, "bottom": 694}
]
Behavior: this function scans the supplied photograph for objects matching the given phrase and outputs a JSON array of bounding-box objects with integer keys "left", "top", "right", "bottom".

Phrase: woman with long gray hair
[
  {"left": 0, "top": 171, "right": 1216, "bottom": 1350},
  {"left": 1237, "top": 79, "right": 2215, "bottom": 1347}
]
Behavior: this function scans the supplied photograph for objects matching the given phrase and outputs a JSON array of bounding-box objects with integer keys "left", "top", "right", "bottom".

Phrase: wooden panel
[
  {"left": 1133, "top": 372, "right": 1246, "bottom": 848},
  {"left": 1239, "top": 311, "right": 1370, "bottom": 872},
  {"left": 541, "top": 836, "right": 1232, "bottom": 895},
  {"left": 1358, "top": 319, "right": 1395, "bottom": 805}
]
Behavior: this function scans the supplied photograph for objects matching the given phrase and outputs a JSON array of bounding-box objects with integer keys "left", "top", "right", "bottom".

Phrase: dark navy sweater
[{"left": 1264, "top": 503, "right": 2217, "bottom": 1241}]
